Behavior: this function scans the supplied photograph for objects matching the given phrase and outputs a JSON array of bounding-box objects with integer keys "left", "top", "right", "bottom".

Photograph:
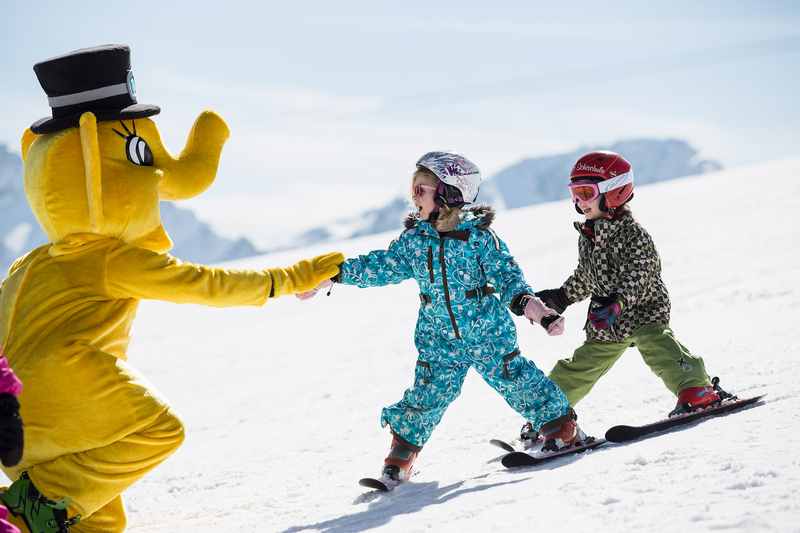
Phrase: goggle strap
[{"left": 597, "top": 170, "right": 634, "bottom": 193}]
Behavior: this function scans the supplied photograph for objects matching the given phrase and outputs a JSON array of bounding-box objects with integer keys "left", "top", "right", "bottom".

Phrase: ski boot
[
  {"left": 381, "top": 433, "right": 422, "bottom": 483},
  {"left": 539, "top": 408, "right": 587, "bottom": 452},
  {"left": 0, "top": 472, "right": 80, "bottom": 533},
  {"left": 669, "top": 376, "right": 736, "bottom": 417}
]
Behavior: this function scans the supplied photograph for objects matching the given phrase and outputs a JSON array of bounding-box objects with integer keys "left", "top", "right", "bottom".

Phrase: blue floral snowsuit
[{"left": 337, "top": 208, "right": 569, "bottom": 447}]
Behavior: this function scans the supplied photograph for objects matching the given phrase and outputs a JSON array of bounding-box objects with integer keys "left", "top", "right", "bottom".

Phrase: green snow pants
[{"left": 548, "top": 323, "right": 711, "bottom": 406}]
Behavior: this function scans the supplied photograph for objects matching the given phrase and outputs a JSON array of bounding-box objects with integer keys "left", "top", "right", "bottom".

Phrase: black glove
[
  {"left": 534, "top": 288, "right": 569, "bottom": 315},
  {"left": 0, "top": 393, "right": 23, "bottom": 467}
]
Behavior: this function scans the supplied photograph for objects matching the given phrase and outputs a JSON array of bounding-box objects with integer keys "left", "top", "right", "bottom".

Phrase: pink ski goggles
[
  {"left": 413, "top": 183, "right": 437, "bottom": 198},
  {"left": 568, "top": 171, "right": 634, "bottom": 202}
]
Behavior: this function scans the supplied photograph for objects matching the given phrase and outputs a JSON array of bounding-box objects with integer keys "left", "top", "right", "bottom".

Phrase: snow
[{"left": 123, "top": 159, "right": 800, "bottom": 532}]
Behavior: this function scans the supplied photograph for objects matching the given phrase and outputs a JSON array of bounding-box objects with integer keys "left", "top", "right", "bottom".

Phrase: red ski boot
[
  {"left": 382, "top": 433, "right": 421, "bottom": 482},
  {"left": 670, "top": 384, "right": 721, "bottom": 416},
  {"left": 539, "top": 409, "right": 587, "bottom": 452}
]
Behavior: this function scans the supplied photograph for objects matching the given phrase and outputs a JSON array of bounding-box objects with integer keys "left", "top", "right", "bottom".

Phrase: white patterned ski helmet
[{"left": 416, "top": 151, "right": 482, "bottom": 207}]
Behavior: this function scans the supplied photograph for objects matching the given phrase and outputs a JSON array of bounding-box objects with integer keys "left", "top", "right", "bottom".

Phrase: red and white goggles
[{"left": 568, "top": 171, "right": 634, "bottom": 202}]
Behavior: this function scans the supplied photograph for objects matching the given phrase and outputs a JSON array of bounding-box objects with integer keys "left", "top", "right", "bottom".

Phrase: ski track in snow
[{"left": 95, "top": 160, "right": 800, "bottom": 532}]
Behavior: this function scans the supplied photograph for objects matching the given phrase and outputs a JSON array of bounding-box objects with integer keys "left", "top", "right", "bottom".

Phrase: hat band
[{"left": 48, "top": 82, "right": 132, "bottom": 109}]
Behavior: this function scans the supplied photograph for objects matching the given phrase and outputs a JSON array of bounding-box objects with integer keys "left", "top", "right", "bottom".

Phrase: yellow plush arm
[
  {"left": 267, "top": 252, "right": 344, "bottom": 298},
  {"left": 105, "top": 243, "right": 271, "bottom": 306},
  {"left": 105, "top": 244, "right": 344, "bottom": 305}
]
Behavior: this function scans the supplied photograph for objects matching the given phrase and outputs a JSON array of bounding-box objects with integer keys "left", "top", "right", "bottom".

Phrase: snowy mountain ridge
[{"left": 288, "top": 138, "right": 721, "bottom": 251}]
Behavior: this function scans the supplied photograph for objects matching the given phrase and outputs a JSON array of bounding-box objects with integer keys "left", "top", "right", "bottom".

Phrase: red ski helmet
[{"left": 570, "top": 151, "right": 634, "bottom": 211}]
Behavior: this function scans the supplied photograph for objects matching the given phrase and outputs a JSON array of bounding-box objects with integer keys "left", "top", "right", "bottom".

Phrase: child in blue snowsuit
[{"left": 328, "top": 152, "right": 587, "bottom": 482}]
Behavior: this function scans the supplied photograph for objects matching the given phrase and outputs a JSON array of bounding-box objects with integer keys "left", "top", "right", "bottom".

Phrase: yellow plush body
[{"left": 0, "top": 112, "right": 341, "bottom": 532}]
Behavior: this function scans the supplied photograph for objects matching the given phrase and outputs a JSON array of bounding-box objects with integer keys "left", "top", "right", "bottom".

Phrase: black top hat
[{"left": 30, "top": 44, "right": 160, "bottom": 134}]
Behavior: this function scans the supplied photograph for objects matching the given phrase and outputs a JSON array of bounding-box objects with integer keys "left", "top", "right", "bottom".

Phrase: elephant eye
[
  {"left": 113, "top": 120, "right": 154, "bottom": 167},
  {"left": 125, "top": 136, "right": 154, "bottom": 166}
]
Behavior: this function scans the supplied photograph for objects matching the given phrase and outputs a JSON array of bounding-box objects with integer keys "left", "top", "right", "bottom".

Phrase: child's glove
[
  {"left": 0, "top": 356, "right": 22, "bottom": 468},
  {"left": 588, "top": 294, "right": 624, "bottom": 330},
  {"left": 0, "top": 394, "right": 23, "bottom": 467},
  {"left": 268, "top": 252, "right": 344, "bottom": 298},
  {"left": 523, "top": 296, "right": 565, "bottom": 336},
  {"left": 295, "top": 279, "right": 333, "bottom": 301},
  {"left": 534, "top": 287, "right": 569, "bottom": 314}
]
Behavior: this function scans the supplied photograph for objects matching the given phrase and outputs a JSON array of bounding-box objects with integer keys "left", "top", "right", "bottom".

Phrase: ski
[
  {"left": 501, "top": 437, "right": 606, "bottom": 468},
  {"left": 490, "top": 437, "right": 544, "bottom": 453},
  {"left": 358, "top": 469, "right": 418, "bottom": 492},
  {"left": 358, "top": 477, "right": 399, "bottom": 492},
  {"left": 605, "top": 394, "right": 765, "bottom": 443},
  {"left": 489, "top": 438, "right": 516, "bottom": 453}
]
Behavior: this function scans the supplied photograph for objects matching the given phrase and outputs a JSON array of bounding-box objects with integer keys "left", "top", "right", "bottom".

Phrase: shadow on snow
[{"left": 279, "top": 476, "right": 530, "bottom": 533}]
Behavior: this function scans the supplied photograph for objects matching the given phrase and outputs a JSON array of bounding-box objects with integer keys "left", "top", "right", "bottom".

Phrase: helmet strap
[
  {"left": 599, "top": 194, "right": 608, "bottom": 213},
  {"left": 435, "top": 181, "right": 466, "bottom": 208},
  {"left": 434, "top": 181, "right": 446, "bottom": 207}
]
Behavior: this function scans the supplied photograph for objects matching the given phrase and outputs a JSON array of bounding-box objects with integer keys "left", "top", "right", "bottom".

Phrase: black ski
[
  {"left": 489, "top": 438, "right": 515, "bottom": 453},
  {"left": 358, "top": 468, "right": 418, "bottom": 492},
  {"left": 501, "top": 437, "right": 606, "bottom": 468},
  {"left": 490, "top": 437, "right": 544, "bottom": 453},
  {"left": 358, "top": 477, "right": 397, "bottom": 492},
  {"left": 605, "top": 394, "right": 765, "bottom": 443}
]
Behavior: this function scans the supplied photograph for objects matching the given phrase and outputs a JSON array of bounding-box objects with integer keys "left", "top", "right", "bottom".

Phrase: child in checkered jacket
[{"left": 534, "top": 150, "right": 731, "bottom": 420}]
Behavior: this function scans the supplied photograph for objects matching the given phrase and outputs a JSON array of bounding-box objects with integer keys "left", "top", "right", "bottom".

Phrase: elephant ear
[
  {"left": 78, "top": 112, "right": 104, "bottom": 231},
  {"left": 20, "top": 129, "right": 37, "bottom": 161}
]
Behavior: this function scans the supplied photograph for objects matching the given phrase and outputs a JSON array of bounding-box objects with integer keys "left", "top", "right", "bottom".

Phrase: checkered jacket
[{"left": 562, "top": 213, "right": 671, "bottom": 342}]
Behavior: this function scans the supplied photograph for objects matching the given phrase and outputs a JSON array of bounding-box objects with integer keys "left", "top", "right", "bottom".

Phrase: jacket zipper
[
  {"left": 439, "top": 240, "right": 461, "bottom": 339},
  {"left": 427, "top": 246, "right": 434, "bottom": 283}
]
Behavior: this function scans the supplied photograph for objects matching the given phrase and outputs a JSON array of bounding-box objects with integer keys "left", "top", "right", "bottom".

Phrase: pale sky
[{"left": 2, "top": 1, "right": 798, "bottom": 245}]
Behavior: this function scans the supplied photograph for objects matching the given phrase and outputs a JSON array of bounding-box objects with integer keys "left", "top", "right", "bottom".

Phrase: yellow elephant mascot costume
[{"left": 0, "top": 44, "right": 342, "bottom": 533}]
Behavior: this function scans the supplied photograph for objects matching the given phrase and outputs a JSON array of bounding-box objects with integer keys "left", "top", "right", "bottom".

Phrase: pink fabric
[
  {"left": 0, "top": 505, "right": 20, "bottom": 533},
  {"left": 0, "top": 355, "right": 22, "bottom": 397},
  {"left": 295, "top": 279, "right": 333, "bottom": 301},
  {"left": 524, "top": 297, "right": 564, "bottom": 336},
  {"left": 545, "top": 315, "right": 565, "bottom": 336},
  {"left": 523, "top": 296, "right": 550, "bottom": 323}
]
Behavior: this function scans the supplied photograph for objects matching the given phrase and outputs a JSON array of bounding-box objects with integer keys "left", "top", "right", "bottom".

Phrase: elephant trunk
[{"left": 158, "top": 111, "right": 230, "bottom": 200}]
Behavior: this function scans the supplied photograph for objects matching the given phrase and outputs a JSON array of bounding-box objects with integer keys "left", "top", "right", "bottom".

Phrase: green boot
[{"left": 0, "top": 472, "right": 80, "bottom": 533}]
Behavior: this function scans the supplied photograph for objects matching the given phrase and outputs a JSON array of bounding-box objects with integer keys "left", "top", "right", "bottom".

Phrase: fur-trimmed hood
[{"left": 404, "top": 205, "right": 495, "bottom": 231}]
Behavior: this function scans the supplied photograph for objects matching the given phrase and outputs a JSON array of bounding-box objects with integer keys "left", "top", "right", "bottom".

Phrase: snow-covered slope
[{"left": 122, "top": 159, "right": 798, "bottom": 532}]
